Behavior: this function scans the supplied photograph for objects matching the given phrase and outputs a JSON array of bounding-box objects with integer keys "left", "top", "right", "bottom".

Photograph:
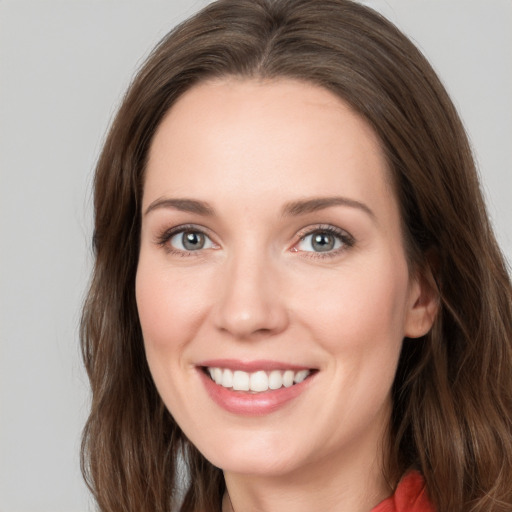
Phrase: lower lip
[{"left": 198, "top": 369, "right": 314, "bottom": 416}]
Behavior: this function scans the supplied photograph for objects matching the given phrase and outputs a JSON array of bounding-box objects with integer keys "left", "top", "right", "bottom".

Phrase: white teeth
[
  {"left": 207, "top": 367, "right": 311, "bottom": 392},
  {"left": 222, "top": 369, "right": 233, "bottom": 388},
  {"left": 283, "top": 370, "right": 294, "bottom": 388},
  {"left": 232, "top": 370, "right": 250, "bottom": 391},
  {"left": 268, "top": 370, "right": 283, "bottom": 390},
  {"left": 213, "top": 367, "right": 223, "bottom": 385},
  {"left": 250, "top": 371, "right": 269, "bottom": 392},
  {"left": 293, "top": 369, "right": 310, "bottom": 384}
]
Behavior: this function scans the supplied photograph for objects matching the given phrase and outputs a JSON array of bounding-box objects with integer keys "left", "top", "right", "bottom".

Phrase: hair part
[{"left": 81, "top": 1, "right": 512, "bottom": 511}]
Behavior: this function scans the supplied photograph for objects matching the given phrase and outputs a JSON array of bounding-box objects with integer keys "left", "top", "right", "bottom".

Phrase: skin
[{"left": 136, "top": 79, "right": 437, "bottom": 512}]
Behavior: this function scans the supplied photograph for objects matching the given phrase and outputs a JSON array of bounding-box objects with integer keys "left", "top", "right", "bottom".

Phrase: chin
[{"left": 193, "top": 430, "right": 304, "bottom": 477}]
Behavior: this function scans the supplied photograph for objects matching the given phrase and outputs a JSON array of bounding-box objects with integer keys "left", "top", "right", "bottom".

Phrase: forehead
[{"left": 144, "top": 78, "right": 396, "bottom": 221}]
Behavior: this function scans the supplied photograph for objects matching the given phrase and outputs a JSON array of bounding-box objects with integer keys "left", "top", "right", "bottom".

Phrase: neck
[{"left": 222, "top": 436, "right": 392, "bottom": 512}]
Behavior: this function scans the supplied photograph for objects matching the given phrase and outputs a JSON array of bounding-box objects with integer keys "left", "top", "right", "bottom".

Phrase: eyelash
[
  {"left": 294, "top": 225, "right": 355, "bottom": 259},
  {"left": 155, "top": 224, "right": 355, "bottom": 258},
  {"left": 155, "top": 224, "right": 215, "bottom": 257}
]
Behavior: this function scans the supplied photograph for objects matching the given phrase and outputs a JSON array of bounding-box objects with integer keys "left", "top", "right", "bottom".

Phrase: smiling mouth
[{"left": 203, "top": 367, "right": 315, "bottom": 393}]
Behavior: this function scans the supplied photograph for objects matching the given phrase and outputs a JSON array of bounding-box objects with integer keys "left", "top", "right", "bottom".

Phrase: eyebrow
[
  {"left": 144, "top": 195, "right": 375, "bottom": 220},
  {"left": 144, "top": 198, "right": 215, "bottom": 217},
  {"left": 281, "top": 196, "right": 375, "bottom": 220}
]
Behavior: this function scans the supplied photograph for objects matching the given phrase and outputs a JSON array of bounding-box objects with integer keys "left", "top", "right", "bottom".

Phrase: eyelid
[
  {"left": 154, "top": 224, "right": 219, "bottom": 254},
  {"left": 292, "top": 224, "right": 355, "bottom": 257}
]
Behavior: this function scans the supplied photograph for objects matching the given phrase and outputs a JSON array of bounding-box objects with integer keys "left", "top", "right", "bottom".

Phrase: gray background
[{"left": 0, "top": 1, "right": 510, "bottom": 511}]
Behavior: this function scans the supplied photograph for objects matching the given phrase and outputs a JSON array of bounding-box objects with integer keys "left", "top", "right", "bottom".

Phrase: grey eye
[
  {"left": 170, "top": 230, "right": 213, "bottom": 251},
  {"left": 297, "top": 231, "right": 343, "bottom": 253},
  {"left": 182, "top": 231, "right": 205, "bottom": 250},
  {"left": 311, "top": 232, "right": 335, "bottom": 252}
]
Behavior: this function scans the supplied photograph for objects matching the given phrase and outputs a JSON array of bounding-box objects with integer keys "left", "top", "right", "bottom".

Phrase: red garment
[{"left": 371, "top": 472, "right": 435, "bottom": 512}]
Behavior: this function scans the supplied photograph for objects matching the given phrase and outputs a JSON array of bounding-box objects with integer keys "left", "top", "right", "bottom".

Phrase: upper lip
[{"left": 197, "top": 359, "right": 314, "bottom": 372}]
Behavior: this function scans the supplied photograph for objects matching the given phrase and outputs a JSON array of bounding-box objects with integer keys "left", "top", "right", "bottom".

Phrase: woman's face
[{"left": 136, "top": 79, "right": 434, "bottom": 478}]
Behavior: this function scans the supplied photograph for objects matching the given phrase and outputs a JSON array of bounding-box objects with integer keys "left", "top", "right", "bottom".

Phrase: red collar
[{"left": 371, "top": 472, "right": 435, "bottom": 512}]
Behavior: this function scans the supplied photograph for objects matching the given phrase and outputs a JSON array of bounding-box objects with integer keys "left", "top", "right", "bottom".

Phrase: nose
[{"left": 213, "top": 250, "right": 289, "bottom": 340}]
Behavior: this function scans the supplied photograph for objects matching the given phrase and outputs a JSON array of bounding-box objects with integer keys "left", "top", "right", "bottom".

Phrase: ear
[{"left": 404, "top": 263, "right": 439, "bottom": 338}]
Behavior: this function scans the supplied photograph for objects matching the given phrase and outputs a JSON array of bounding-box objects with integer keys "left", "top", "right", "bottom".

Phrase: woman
[{"left": 80, "top": 1, "right": 512, "bottom": 511}]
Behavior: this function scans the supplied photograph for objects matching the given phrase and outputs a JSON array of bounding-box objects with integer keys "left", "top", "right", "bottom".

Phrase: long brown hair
[{"left": 80, "top": 1, "right": 512, "bottom": 510}]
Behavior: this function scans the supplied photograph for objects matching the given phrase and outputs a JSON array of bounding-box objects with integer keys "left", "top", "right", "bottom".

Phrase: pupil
[
  {"left": 183, "top": 231, "right": 204, "bottom": 250},
  {"left": 312, "top": 232, "right": 334, "bottom": 252}
]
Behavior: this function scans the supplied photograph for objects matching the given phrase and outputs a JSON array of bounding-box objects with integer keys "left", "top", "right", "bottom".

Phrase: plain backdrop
[{"left": 0, "top": 1, "right": 510, "bottom": 511}]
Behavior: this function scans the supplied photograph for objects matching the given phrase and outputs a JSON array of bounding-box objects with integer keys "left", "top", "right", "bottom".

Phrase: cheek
[
  {"left": 135, "top": 269, "right": 191, "bottom": 400},
  {"left": 292, "top": 261, "right": 409, "bottom": 429},
  {"left": 136, "top": 259, "right": 207, "bottom": 352},
  {"left": 135, "top": 259, "right": 208, "bottom": 413},
  {"left": 294, "top": 259, "right": 410, "bottom": 357}
]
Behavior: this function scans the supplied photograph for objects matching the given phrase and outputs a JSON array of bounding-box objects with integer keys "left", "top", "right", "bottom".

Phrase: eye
[
  {"left": 295, "top": 227, "right": 353, "bottom": 254},
  {"left": 168, "top": 229, "right": 215, "bottom": 252}
]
